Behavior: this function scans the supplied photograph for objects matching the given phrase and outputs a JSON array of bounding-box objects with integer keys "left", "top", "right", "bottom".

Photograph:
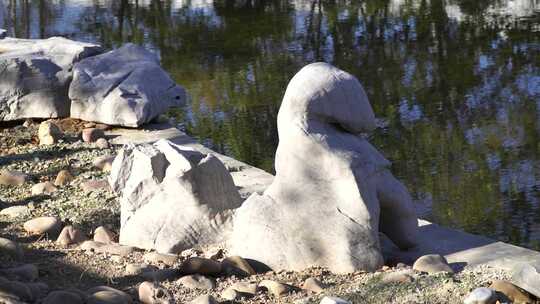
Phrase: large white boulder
[
  {"left": 109, "top": 139, "right": 242, "bottom": 253},
  {"left": 230, "top": 63, "right": 418, "bottom": 273},
  {"left": 0, "top": 37, "right": 102, "bottom": 121},
  {"left": 69, "top": 44, "right": 186, "bottom": 127}
]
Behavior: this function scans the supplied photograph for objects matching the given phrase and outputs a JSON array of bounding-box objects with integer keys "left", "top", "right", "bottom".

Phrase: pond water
[{"left": 1, "top": 0, "right": 539, "bottom": 249}]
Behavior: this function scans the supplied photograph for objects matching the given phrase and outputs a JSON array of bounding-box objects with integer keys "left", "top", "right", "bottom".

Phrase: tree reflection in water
[{"left": 1, "top": 0, "right": 539, "bottom": 248}]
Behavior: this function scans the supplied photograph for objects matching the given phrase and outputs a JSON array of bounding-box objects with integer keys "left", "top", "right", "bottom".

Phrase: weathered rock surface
[
  {"left": 56, "top": 225, "right": 87, "bottom": 246},
  {"left": 55, "top": 170, "right": 74, "bottom": 186},
  {"left": 93, "top": 226, "right": 116, "bottom": 244},
  {"left": 31, "top": 182, "right": 57, "bottom": 195},
  {"left": 221, "top": 256, "right": 256, "bottom": 277},
  {"left": 109, "top": 139, "right": 241, "bottom": 253},
  {"left": 83, "top": 128, "right": 105, "bottom": 143},
  {"left": 512, "top": 263, "right": 540, "bottom": 298},
  {"left": 23, "top": 217, "right": 61, "bottom": 235},
  {"left": 0, "top": 205, "right": 30, "bottom": 218},
  {"left": 69, "top": 44, "right": 186, "bottom": 127},
  {"left": 0, "top": 264, "right": 39, "bottom": 282},
  {"left": 0, "top": 37, "right": 102, "bottom": 121},
  {"left": 0, "top": 237, "right": 23, "bottom": 259},
  {"left": 177, "top": 275, "right": 215, "bottom": 290},
  {"left": 413, "top": 254, "right": 453, "bottom": 274},
  {"left": 43, "top": 290, "right": 84, "bottom": 304},
  {"left": 179, "top": 258, "right": 222, "bottom": 276},
  {"left": 0, "top": 171, "right": 27, "bottom": 186},
  {"left": 230, "top": 62, "right": 418, "bottom": 273},
  {"left": 86, "top": 286, "right": 132, "bottom": 304},
  {"left": 463, "top": 287, "right": 496, "bottom": 304},
  {"left": 320, "top": 296, "right": 351, "bottom": 304},
  {"left": 489, "top": 280, "right": 533, "bottom": 304},
  {"left": 38, "top": 121, "right": 63, "bottom": 145},
  {"left": 138, "top": 281, "right": 173, "bottom": 304}
]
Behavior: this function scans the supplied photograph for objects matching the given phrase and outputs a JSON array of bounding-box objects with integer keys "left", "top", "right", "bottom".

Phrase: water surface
[{"left": 1, "top": 0, "right": 540, "bottom": 249}]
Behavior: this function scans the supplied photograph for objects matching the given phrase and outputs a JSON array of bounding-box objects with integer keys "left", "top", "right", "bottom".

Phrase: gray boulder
[
  {"left": 110, "top": 139, "right": 242, "bottom": 253},
  {"left": 230, "top": 62, "right": 418, "bottom": 273},
  {"left": 512, "top": 263, "right": 540, "bottom": 298},
  {"left": 69, "top": 44, "right": 186, "bottom": 127},
  {"left": 0, "top": 37, "right": 102, "bottom": 121}
]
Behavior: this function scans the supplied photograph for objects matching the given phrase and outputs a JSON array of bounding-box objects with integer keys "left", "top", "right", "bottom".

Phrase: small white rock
[{"left": 320, "top": 296, "right": 352, "bottom": 304}]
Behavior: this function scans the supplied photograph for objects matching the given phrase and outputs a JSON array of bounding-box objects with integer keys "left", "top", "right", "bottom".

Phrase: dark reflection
[{"left": 1, "top": 0, "right": 539, "bottom": 249}]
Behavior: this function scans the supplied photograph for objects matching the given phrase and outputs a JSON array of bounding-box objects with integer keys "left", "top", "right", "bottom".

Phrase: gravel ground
[{"left": 0, "top": 120, "right": 523, "bottom": 304}]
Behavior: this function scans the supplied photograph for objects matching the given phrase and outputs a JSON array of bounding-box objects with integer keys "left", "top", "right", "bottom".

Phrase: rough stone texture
[
  {"left": 69, "top": 44, "right": 186, "bottom": 127},
  {"left": 0, "top": 205, "right": 30, "bottom": 218},
  {"left": 31, "top": 182, "right": 58, "bottom": 195},
  {"left": 230, "top": 62, "right": 418, "bottom": 273},
  {"left": 82, "top": 128, "right": 105, "bottom": 143},
  {"left": 93, "top": 226, "right": 116, "bottom": 244},
  {"left": 413, "top": 254, "right": 454, "bottom": 274},
  {"left": 179, "top": 258, "right": 222, "bottom": 276},
  {"left": 55, "top": 170, "right": 74, "bottom": 186},
  {"left": 512, "top": 263, "right": 540, "bottom": 298},
  {"left": 489, "top": 280, "right": 533, "bottom": 304},
  {"left": 221, "top": 256, "right": 256, "bottom": 277},
  {"left": 0, "top": 264, "right": 39, "bottom": 282},
  {"left": 463, "top": 287, "right": 497, "bottom": 304},
  {"left": 0, "top": 237, "right": 23, "bottom": 259},
  {"left": 38, "top": 121, "right": 63, "bottom": 145},
  {"left": 109, "top": 139, "right": 242, "bottom": 253},
  {"left": 0, "top": 37, "right": 102, "bottom": 121},
  {"left": 56, "top": 226, "right": 87, "bottom": 246},
  {"left": 177, "top": 275, "right": 215, "bottom": 290},
  {"left": 23, "top": 217, "right": 61, "bottom": 235},
  {"left": 0, "top": 171, "right": 27, "bottom": 186},
  {"left": 138, "top": 281, "right": 173, "bottom": 304}
]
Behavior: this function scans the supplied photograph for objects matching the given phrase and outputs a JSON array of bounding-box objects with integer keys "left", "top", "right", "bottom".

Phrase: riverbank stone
[
  {"left": 69, "top": 43, "right": 186, "bottom": 127},
  {"left": 511, "top": 263, "right": 540, "bottom": 298},
  {"left": 0, "top": 37, "right": 102, "bottom": 121},
  {"left": 230, "top": 63, "right": 418, "bottom": 273},
  {"left": 110, "top": 139, "right": 241, "bottom": 253},
  {"left": 412, "top": 254, "right": 453, "bottom": 274}
]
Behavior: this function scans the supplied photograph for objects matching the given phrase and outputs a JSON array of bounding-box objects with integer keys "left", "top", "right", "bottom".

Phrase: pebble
[
  {"left": 178, "top": 275, "right": 215, "bottom": 290},
  {"left": 43, "top": 290, "right": 84, "bottom": 304},
  {"left": 1, "top": 264, "right": 39, "bottom": 282},
  {"left": 141, "top": 269, "right": 178, "bottom": 282},
  {"left": 412, "top": 254, "right": 454, "bottom": 274},
  {"left": 0, "top": 171, "right": 27, "bottom": 186},
  {"left": 320, "top": 296, "right": 352, "bottom": 304},
  {"left": 54, "top": 170, "right": 74, "bottom": 186},
  {"left": 463, "top": 287, "right": 497, "bottom": 304},
  {"left": 190, "top": 295, "right": 218, "bottom": 304},
  {"left": 56, "top": 225, "right": 88, "bottom": 246},
  {"left": 95, "top": 138, "right": 110, "bottom": 149},
  {"left": 227, "top": 282, "right": 258, "bottom": 294},
  {"left": 94, "top": 226, "right": 116, "bottom": 244},
  {"left": 302, "top": 278, "right": 325, "bottom": 293},
  {"left": 125, "top": 264, "right": 157, "bottom": 276},
  {"left": 179, "top": 257, "right": 222, "bottom": 276},
  {"left": 38, "top": 121, "right": 63, "bottom": 145},
  {"left": 258, "top": 280, "right": 291, "bottom": 297},
  {"left": 138, "top": 281, "right": 173, "bottom": 304},
  {"left": 80, "top": 179, "right": 111, "bottom": 192},
  {"left": 0, "top": 205, "right": 30, "bottom": 218},
  {"left": 23, "top": 216, "right": 61, "bottom": 235},
  {"left": 220, "top": 288, "right": 245, "bottom": 301},
  {"left": 86, "top": 286, "right": 132, "bottom": 304},
  {"left": 26, "top": 282, "right": 49, "bottom": 300},
  {"left": 82, "top": 128, "right": 105, "bottom": 143},
  {"left": 143, "top": 252, "right": 178, "bottom": 266},
  {"left": 31, "top": 182, "right": 57, "bottom": 195},
  {"left": 93, "top": 155, "right": 115, "bottom": 172},
  {"left": 489, "top": 280, "right": 533, "bottom": 304},
  {"left": 381, "top": 269, "right": 415, "bottom": 283},
  {"left": 221, "top": 256, "right": 256, "bottom": 277},
  {"left": 0, "top": 278, "right": 34, "bottom": 302},
  {"left": 0, "top": 237, "right": 23, "bottom": 259}
]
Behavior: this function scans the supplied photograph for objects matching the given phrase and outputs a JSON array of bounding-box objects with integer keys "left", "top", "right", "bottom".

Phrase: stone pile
[{"left": 0, "top": 35, "right": 185, "bottom": 127}]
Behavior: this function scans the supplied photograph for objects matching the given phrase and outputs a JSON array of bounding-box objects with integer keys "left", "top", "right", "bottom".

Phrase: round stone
[
  {"left": 412, "top": 254, "right": 454, "bottom": 274},
  {"left": 23, "top": 217, "right": 61, "bottom": 235}
]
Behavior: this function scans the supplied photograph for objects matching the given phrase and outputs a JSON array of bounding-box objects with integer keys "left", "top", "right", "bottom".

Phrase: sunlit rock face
[
  {"left": 230, "top": 62, "right": 418, "bottom": 273},
  {"left": 110, "top": 139, "right": 242, "bottom": 253},
  {"left": 69, "top": 44, "right": 186, "bottom": 127},
  {"left": 0, "top": 37, "right": 102, "bottom": 121}
]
